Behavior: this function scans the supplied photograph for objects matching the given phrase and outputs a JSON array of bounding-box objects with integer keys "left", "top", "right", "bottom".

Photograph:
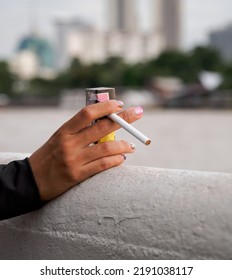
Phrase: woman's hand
[{"left": 29, "top": 100, "right": 143, "bottom": 201}]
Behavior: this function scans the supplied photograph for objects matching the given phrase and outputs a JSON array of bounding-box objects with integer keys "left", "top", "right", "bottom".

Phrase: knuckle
[
  {"left": 116, "top": 140, "right": 129, "bottom": 153},
  {"left": 101, "top": 142, "right": 111, "bottom": 154},
  {"left": 119, "top": 140, "right": 128, "bottom": 148},
  {"left": 57, "top": 140, "right": 75, "bottom": 167},
  {"left": 105, "top": 101, "right": 115, "bottom": 112},
  {"left": 59, "top": 139, "right": 72, "bottom": 155},
  {"left": 48, "top": 130, "right": 80, "bottom": 183},
  {"left": 99, "top": 158, "right": 110, "bottom": 170},
  {"left": 63, "top": 155, "right": 78, "bottom": 181},
  {"left": 80, "top": 106, "right": 94, "bottom": 121},
  {"left": 62, "top": 152, "right": 74, "bottom": 168},
  {"left": 116, "top": 155, "right": 124, "bottom": 165},
  {"left": 120, "top": 110, "right": 131, "bottom": 123},
  {"left": 96, "top": 119, "right": 106, "bottom": 132}
]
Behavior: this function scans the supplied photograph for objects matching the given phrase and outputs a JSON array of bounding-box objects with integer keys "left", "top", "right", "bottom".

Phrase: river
[{"left": 0, "top": 107, "right": 231, "bottom": 173}]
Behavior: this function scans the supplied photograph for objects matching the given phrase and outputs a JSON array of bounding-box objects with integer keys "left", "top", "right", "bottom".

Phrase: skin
[{"left": 29, "top": 100, "right": 143, "bottom": 201}]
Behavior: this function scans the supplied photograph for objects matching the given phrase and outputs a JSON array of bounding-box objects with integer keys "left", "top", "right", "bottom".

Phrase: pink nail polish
[
  {"left": 117, "top": 100, "right": 124, "bottom": 108},
  {"left": 134, "top": 106, "right": 143, "bottom": 116}
]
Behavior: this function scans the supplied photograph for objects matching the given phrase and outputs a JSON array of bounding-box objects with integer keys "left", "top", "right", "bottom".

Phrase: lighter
[{"left": 86, "top": 87, "right": 116, "bottom": 143}]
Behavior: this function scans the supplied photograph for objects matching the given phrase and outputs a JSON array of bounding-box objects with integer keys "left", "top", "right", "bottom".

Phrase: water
[{"left": 0, "top": 107, "right": 232, "bottom": 173}]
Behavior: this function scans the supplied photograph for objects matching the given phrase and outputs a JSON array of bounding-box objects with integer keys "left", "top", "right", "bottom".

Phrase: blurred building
[
  {"left": 104, "top": 31, "right": 164, "bottom": 63},
  {"left": 55, "top": 17, "right": 102, "bottom": 69},
  {"left": 152, "top": 0, "right": 182, "bottom": 49},
  {"left": 105, "top": 0, "right": 164, "bottom": 62},
  {"left": 107, "top": 0, "right": 138, "bottom": 33},
  {"left": 54, "top": 0, "right": 182, "bottom": 69},
  {"left": 11, "top": 33, "right": 55, "bottom": 80},
  {"left": 54, "top": 16, "right": 161, "bottom": 68},
  {"left": 209, "top": 24, "right": 232, "bottom": 63}
]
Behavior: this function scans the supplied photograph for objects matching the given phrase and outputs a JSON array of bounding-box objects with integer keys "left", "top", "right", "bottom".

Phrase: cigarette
[
  {"left": 86, "top": 89, "right": 151, "bottom": 145},
  {"left": 108, "top": 113, "right": 151, "bottom": 146}
]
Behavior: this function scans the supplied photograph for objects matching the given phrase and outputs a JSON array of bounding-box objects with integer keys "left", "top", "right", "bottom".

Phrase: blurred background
[{"left": 0, "top": 0, "right": 232, "bottom": 173}]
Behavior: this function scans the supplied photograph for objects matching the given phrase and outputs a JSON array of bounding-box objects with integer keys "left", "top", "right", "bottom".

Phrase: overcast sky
[{"left": 0, "top": 0, "right": 232, "bottom": 59}]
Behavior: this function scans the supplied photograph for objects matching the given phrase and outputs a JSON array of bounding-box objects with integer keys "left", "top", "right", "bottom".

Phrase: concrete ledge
[{"left": 0, "top": 153, "right": 232, "bottom": 259}]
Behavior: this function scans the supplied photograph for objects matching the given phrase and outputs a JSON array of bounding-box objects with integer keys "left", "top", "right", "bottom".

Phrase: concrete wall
[{"left": 0, "top": 152, "right": 232, "bottom": 260}]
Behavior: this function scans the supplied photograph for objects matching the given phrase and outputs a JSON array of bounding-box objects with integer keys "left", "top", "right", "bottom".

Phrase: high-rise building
[
  {"left": 53, "top": 1, "right": 169, "bottom": 68},
  {"left": 55, "top": 17, "right": 96, "bottom": 69},
  {"left": 209, "top": 24, "right": 232, "bottom": 63},
  {"left": 107, "top": 0, "right": 138, "bottom": 33},
  {"left": 152, "top": 0, "right": 182, "bottom": 49}
]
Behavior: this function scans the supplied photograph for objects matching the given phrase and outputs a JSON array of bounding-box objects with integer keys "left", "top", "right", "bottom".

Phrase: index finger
[{"left": 60, "top": 100, "right": 123, "bottom": 134}]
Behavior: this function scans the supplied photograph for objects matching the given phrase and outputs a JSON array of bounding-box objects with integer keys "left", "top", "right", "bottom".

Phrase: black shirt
[{"left": 0, "top": 158, "right": 43, "bottom": 220}]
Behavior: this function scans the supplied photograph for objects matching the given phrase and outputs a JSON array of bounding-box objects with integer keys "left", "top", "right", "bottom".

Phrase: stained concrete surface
[{"left": 0, "top": 152, "right": 232, "bottom": 259}]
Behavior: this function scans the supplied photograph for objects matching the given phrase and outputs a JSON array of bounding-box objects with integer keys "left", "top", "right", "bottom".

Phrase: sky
[{"left": 0, "top": 0, "right": 232, "bottom": 59}]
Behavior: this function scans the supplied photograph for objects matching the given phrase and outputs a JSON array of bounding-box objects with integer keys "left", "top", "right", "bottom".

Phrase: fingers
[
  {"left": 29, "top": 100, "right": 143, "bottom": 203},
  {"left": 81, "top": 140, "right": 135, "bottom": 164},
  {"left": 80, "top": 154, "right": 126, "bottom": 182},
  {"left": 77, "top": 106, "right": 144, "bottom": 147},
  {"left": 61, "top": 100, "right": 123, "bottom": 134}
]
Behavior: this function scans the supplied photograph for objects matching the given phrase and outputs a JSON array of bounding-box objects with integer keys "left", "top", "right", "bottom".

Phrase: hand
[{"left": 29, "top": 100, "right": 143, "bottom": 201}]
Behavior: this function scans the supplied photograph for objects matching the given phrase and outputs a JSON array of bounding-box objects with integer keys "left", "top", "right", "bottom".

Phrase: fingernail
[
  {"left": 122, "top": 154, "right": 127, "bottom": 160},
  {"left": 130, "top": 143, "right": 136, "bottom": 150},
  {"left": 134, "top": 106, "right": 143, "bottom": 116},
  {"left": 117, "top": 100, "right": 124, "bottom": 108}
]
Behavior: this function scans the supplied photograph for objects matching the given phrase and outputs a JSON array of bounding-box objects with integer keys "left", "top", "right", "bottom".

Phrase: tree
[
  {"left": 220, "top": 64, "right": 232, "bottom": 89},
  {"left": 0, "top": 61, "right": 14, "bottom": 95},
  {"left": 144, "top": 50, "right": 198, "bottom": 83},
  {"left": 99, "top": 56, "right": 126, "bottom": 86},
  {"left": 190, "top": 46, "right": 223, "bottom": 72},
  {"left": 19, "top": 45, "right": 231, "bottom": 96}
]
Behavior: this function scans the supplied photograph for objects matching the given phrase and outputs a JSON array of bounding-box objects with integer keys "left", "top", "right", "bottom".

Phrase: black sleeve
[{"left": 0, "top": 158, "right": 43, "bottom": 221}]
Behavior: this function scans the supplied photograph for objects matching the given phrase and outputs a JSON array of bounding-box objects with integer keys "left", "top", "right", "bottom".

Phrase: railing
[{"left": 0, "top": 153, "right": 232, "bottom": 259}]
